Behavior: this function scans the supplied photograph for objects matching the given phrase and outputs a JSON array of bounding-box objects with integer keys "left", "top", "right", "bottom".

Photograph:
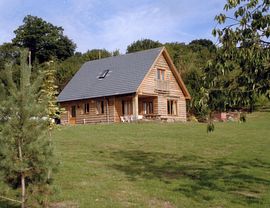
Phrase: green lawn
[{"left": 2, "top": 112, "right": 270, "bottom": 207}]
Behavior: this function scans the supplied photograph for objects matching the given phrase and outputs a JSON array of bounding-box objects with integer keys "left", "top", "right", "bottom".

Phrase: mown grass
[{"left": 1, "top": 112, "right": 270, "bottom": 207}]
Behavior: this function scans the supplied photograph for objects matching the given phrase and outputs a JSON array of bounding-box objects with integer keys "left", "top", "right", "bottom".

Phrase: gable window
[
  {"left": 122, "top": 100, "right": 132, "bottom": 115},
  {"left": 143, "top": 101, "right": 153, "bottom": 114},
  {"left": 84, "top": 103, "right": 90, "bottom": 114},
  {"left": 96, "top": 100, "right": 104, "bottom": 114},
  {"left": 157, "top": 69, "right": 165, "bottom": 80},
  {"left": 167, "top": 100, "right": 177, "bottom": 116}
]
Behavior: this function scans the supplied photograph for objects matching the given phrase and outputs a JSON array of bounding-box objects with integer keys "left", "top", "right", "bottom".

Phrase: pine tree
[{"left": 0, "top": 50, "right": 56, "bottom": 207}]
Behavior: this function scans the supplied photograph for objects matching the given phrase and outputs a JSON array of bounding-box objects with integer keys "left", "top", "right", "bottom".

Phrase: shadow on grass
[{"left": 109, "top": 150, "right": 270, "bottom": 205}]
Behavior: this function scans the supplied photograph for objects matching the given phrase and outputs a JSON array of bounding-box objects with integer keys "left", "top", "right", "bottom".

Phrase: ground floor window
[
  {"left": 71, "top": 105, "right": 76, "bottom": 117},
  {"left": 143, "top": 101, "right": 153, "bottom": 114},
  {"left": 96, "top": 100, "right": 104, "bottom": 114},
  {"left": 122, "top": 100, "right": 132, "bottom": 115},
  {"left": 84, "top": 103, "right": 90, "bottom": 114},
  {"left": 167, "top": 100, "right": 177, "bottom": 115}
]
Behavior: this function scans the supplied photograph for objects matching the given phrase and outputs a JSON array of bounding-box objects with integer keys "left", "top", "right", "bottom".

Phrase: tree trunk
[
  {"left": 21, "top": 175, "right": 26, "bottom": 208},
  {"left": 18, "top": 140, "right": 26, "bottom": 208},
  {"left": 47, "top": 130, "right": 52, "bottom": 180}
]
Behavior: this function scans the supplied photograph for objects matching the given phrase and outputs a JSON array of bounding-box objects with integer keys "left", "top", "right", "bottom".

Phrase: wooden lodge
[{"left": 57, "top": 47, "right": 191, "bottom": 124}]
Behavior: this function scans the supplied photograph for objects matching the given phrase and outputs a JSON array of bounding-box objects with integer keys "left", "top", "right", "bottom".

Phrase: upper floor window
[{"left": 157, "top": 69, "right": 165, "bottom": 80}]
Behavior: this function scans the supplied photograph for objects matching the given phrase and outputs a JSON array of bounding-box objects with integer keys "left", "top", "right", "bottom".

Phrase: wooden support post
[
  {"left": 133, "top": 94, "right": 139, "bottom": 119},
  {"left": 106, "top": 98, "right": 109, "bottom": 123}
]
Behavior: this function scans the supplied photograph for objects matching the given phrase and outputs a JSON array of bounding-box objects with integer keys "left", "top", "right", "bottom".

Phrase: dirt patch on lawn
[
  {"left": 50, "top": 201, "right": 79, "bottom": 208},
  {"left": 148, "top": 199, "right": 176, "bottom": 208}
]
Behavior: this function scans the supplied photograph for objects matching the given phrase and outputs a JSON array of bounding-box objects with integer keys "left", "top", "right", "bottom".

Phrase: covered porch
[{"left": 117, "top": 94, "right": 160, "bottom": 122}]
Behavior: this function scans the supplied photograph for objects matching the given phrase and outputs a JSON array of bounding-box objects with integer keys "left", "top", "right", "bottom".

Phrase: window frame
[
  {"left": 96, "top": 100, "right": 105, "bottom": 114},
  {"left": 71, "top": 105, "right": 76, "bottom": 117},
  {"left": 167, "top": 100, "right": 177, "bottom": 116},
  {"left": 99, "top": 69, "right": 109, "bottom": 79},
  {"left": 122, "top": 100, "right": 132, "bottom": 115},
  {"left": 84, "top": 103, "right": 90, "bottom": 114},
  {"left": 142, "top": 101, "right": 154, "bottom": 115},
  {"left": 157, "top": 69, "right": 165, "bottom": 81}
]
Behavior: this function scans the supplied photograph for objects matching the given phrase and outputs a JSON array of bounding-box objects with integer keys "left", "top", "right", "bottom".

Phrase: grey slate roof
[{"left": 57, "top": 47, "right": 163, "bottom": 102}]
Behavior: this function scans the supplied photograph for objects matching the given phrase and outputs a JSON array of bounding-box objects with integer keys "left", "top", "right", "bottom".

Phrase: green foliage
[
  {"left": 12, "top": 15, "right": 76, "bottom": 64},
  {"left": 55, "top": 54, "right": 85, "bottom": 91},
  {"left": 254, "top": 94, "right": 270, "bottom": 111},
  {"left": 0, "top": 43, "right": 20, "bottom": 69},
  {"left": 0, "top": 50, "right": 56, "bottom": 207},
  {"left": 112, "top": 49, "right": 120, "bottom": 56},
  {"left": 83, "top": 49, "right": 112, "bottom": 61},
  {"left": 189, "top": 39, "right": 216, "bottom": 52},
  {"left": 240, "top": 113, "right": 247, "bottom": 123},
  {"left": 164, "top": 41, "right": 216, "bottom": 120},
  {"left": 0, "top": 43, "right": 21, "bottom": 86},
  {"left": 212, "top": 0, "right": 270, "bottom": 102},
  {"left": 164, "top": 42, "right": 188, "bottom": 71},
  {"left": 126, "top": 39, "right": 162, "bottom": 53},
  {"left": 40, "top": 60, "right": 60, "bottom": 128},
  {"left": 200, "top": 0, "right": 270, "bottom": 131},
  {"left": 207, "top": 121, "right": 215, "bottom": 133}
]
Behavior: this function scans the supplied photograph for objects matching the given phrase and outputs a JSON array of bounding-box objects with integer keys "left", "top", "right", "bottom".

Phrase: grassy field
[{"left": 1, "top": 112, "right": 270, "bottom": 207}]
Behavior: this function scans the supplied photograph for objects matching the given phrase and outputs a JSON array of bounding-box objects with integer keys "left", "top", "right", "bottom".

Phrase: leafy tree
[
  {"left": 0, "top": 43, "right": 21, "bottom": 86},
  {"left": 184, "top": 69, "right": 208, "bottom": 120},
  {"left": 0, "top": 43, "right": 20, "bottom": 69},
  {"left": 0, "top": 50, "right": 56, "bottom": 207},
  {"left": 112, "top": 49, "right": 120, "bottom": 56},
  {"left": 164, "top": 42, "right": 187, "bottom": 70},
  {"left": 211, "top": 0, "right": 270, "bottom": 109},
  {"left": 165, "top": 41, "right": 216, "bottom": 119},
  {"left": 13, "top": 15, "right": 76, "bottom": 64},
  {"left": 189, "top": 39, "right": 216, "bottom": 52},
  {"left": 198, "top": 0, "right": 270, "bottom": 130},
  {"left": 83, "top": 49, "right": 112, "bottom": 61},
  {"left": 126, "top": 39, "right": 162, "bottom": 53},
  {"left": 55, "top": 56, "right": 85, "bottom": 91}
]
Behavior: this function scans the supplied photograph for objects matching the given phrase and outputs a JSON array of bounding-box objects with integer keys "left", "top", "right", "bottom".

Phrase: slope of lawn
[{"left": 1, "top": 112, "right": 270, "bottom": 207}]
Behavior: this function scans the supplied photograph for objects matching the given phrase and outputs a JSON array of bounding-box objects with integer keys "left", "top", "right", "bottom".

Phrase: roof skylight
[{"left": 98, "top": 69, "right": 109, "bottom": 79}]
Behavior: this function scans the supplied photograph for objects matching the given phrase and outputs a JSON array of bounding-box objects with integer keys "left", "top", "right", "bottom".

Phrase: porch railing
[{"left": 155, "top": 80, "right": 169, "bottom": 92}]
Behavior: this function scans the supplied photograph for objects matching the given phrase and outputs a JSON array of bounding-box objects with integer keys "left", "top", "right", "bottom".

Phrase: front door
[{"left": 69, "top": 105, "right": 76, "bottom": 124}]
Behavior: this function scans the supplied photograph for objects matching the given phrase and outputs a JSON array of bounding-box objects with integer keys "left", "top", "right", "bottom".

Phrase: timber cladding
[
  {"left": 138, "top": 51, "right": 187, "bottom": 122},
  {"left": 58, "top": 47, "right": 190, "bottom": 124},
  {"left": 60, "top": 97, "right": 115, "bottom": 124}
]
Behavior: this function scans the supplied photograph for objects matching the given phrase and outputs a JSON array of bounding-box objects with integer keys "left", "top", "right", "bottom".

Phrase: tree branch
[
  {"left": 260, "top": 39, "right": 270, "bottom": 45},
  {"left": 0, "top": 195, "right": 22, "bottom": 204}
]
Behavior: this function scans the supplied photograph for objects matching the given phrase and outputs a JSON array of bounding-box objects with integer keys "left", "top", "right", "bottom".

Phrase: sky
[{"left": 0, "top": 0, "right": 226, "bottom": 53}]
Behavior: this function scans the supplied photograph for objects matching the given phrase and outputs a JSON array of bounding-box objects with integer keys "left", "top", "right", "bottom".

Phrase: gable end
[{"left": 137, "top": 47, "right": 191, "bottom": 99}]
